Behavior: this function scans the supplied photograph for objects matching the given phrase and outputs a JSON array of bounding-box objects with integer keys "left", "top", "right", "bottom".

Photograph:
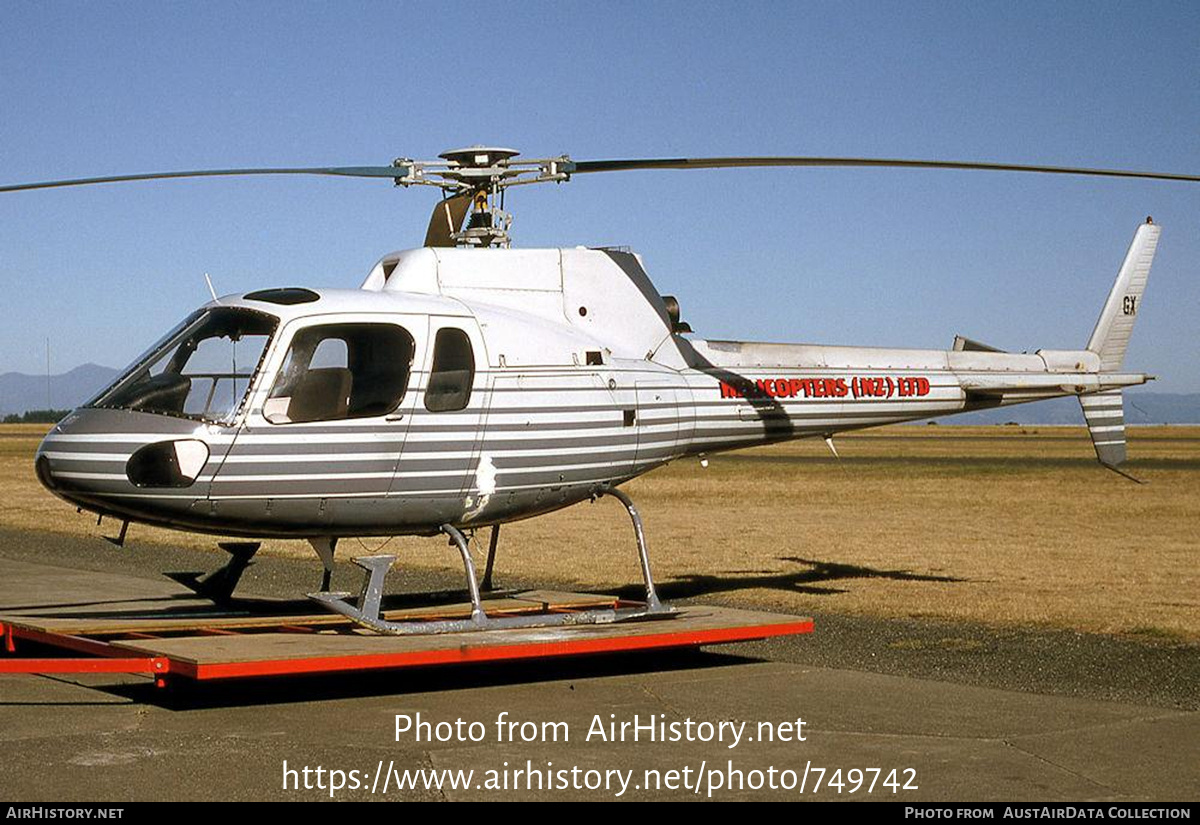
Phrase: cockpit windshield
[{"left": 90, "top": 308, "right": 277, "bottom": 423}]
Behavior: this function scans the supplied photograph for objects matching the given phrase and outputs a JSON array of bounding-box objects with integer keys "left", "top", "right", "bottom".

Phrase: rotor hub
[
  {"left": 438, "top": 146, "right": 521, "bottom": 167},
  {"left": 393, "top": 147, "right": 573, "bottom": 247}
]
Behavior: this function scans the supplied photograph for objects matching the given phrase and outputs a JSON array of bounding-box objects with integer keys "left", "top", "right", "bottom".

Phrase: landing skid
[
  {"left": 309, "top": 487, "right": 674, "bottom": 635},
  {"left": 309, "top": 553, "right": 674, "bottom": 635}
]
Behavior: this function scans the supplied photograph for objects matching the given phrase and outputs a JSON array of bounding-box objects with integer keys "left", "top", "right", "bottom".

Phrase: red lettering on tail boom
[{"left": 719, "top": 376, "right": 930, "bottom": 400}]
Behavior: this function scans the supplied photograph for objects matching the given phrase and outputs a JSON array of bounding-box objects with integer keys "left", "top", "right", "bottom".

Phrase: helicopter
[{"left": 7, "top": 148, "right": 1198, "bottom": 634}]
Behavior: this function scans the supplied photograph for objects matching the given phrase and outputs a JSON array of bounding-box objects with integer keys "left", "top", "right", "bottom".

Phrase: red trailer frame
[{"left": 0, "top": 596, "right": 813, "bottom": 689}]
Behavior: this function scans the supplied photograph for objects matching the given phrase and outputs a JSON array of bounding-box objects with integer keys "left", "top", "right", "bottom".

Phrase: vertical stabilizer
[
  {"left": 1086, "top": 219, "right": 1159, "bottom": 370},
  {"left": 1078, "top": 220, "right": 1158, "bottom": 478}
]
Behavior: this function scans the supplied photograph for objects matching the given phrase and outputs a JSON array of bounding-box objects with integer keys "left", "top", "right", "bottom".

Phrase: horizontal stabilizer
[{"left": 952, "top": 335, "right": 1006, "bottom": 353}]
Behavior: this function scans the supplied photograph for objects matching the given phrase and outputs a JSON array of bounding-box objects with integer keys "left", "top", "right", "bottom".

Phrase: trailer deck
[{"left": 0, "top": 585, "right": 813, "bottom": 688}]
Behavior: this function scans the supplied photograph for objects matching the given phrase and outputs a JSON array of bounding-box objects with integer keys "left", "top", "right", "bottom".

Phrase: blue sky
[{"left": 2, "top": 1, "right": 1197, "bottom": 389}]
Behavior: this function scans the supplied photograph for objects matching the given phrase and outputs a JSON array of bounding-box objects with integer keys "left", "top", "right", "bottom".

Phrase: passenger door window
[{"left": 265, "top": 323, "right": 415, "bottom": 423}]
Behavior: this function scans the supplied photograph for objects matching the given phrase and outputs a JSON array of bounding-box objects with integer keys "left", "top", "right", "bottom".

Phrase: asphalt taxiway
[{"left": 1, "top": 529, "right": 1196, "bottom": 801}]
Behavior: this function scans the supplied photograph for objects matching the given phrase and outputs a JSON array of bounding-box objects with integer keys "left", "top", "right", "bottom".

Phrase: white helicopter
[{"left": 6, "top": 148, "right": 1197, "bottom": 634}]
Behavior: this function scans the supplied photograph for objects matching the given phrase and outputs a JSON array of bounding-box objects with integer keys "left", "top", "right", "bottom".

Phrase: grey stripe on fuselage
[{"left": 42, "top": 362, "right": 987, "bottom": 533}]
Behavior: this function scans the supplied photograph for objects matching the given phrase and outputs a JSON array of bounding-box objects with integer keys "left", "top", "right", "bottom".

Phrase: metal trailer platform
[{"left": 0, "top": 591, "right": 813, "bottom": 688}]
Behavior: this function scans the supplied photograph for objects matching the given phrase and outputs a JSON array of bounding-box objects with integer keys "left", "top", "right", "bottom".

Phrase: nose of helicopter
[{"left": 36, "top": 407, "right": 220, "bottom": 521}]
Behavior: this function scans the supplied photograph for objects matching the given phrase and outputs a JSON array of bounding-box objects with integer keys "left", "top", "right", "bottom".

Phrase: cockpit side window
[
  {"left": 91, "top": 308, "right": 276, "bottom": 424},
  {"left": 425, "top": 328, "right": 475, "bottom": 413},
  {"left": 265, "top": 323, "right": 414, "bottom": 424}
]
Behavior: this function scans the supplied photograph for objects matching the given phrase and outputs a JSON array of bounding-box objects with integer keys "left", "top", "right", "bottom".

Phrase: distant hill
[
  {"left": 938, "top": 392, "right": 1200, "bottom": 426},
  {"left": 0, "top": 364, "right": 1196, "bottom": 424},
  {"left": 0, "top": 364, "right": 120, "bottom": 416}
]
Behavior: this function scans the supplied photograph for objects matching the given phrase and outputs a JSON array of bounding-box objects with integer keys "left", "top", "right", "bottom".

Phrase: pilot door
[
  {"left": 388, "top": 316, "right": 489, "bottom": 524},
  {"left": 211, "top": 314, "right": 427, "bottom": 531}
]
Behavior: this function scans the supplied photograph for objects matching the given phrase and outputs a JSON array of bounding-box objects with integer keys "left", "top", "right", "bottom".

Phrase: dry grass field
[{"left": 2, "top": 423, "right": 1197, "bottom": 640}]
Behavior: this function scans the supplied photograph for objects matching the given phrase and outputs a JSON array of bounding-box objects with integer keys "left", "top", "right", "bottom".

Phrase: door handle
[{"left": 385, "top": 413, "right": 405, "bottom": 422}]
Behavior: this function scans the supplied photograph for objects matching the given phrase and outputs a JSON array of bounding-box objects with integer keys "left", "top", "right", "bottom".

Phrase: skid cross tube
[
  {"left": 594, "top": 486, "right": 665, "bottom": 612},
  {"left": 444, "top": 524, "right": 489, "bottom": 625}
]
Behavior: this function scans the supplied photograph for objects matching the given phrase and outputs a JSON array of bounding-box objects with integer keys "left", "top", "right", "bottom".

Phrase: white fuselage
[{"left": 35, "top": 245, "right": 1146, "bottom": 539}]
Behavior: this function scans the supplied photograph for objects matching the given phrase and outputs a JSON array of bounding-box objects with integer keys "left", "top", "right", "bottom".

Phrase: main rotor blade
[
  {"left": 0, "top": 165, "right": 410, "bottom": 193},
  {"left": 569, "top": 156, "right": 1200, "bottom": 183}
]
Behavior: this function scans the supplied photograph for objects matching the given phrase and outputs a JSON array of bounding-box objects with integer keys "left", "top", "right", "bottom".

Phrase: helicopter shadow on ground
[
  {"left": 0, "top": 591, "right": 359, "bottom": 621},
  {"left": 0, "top": 593, "right": 209, "bottom": 615},
  {"left": 610, "top": 557, "right": 967, "bottom": 603}
]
